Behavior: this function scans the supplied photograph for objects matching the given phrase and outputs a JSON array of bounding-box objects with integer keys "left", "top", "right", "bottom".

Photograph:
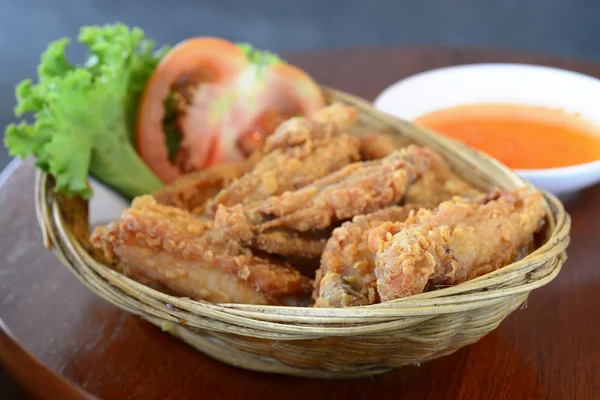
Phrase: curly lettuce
[{"left": 4, "top": 24, "right": 169, "bottom": 198}]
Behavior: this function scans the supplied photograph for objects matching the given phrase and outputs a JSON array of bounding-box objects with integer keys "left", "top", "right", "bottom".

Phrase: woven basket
[{"left": 35, "top": 87, "right": 571, "bottom": 379}]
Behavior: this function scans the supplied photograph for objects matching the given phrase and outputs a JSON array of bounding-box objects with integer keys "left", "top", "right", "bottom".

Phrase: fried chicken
[
  {"left": 214, "top": 203, "right": 331, "bottom": 259},
  {"left": 357, "top": 133, "right": 398, "bottom": 160},
  {"left": 241, "top": 229, "right": 330, "bottom": 259},
  {"left": 369, "top": 188, "right": 546, "bottom": 301},
  {"left": 90, "top": 196, "right": 312, "bottom": 306},
  {"left": 215, "top": 146, "right": 434, "bottom": 257},
  {"left": 263, "top": 103, "right": 359, "bottom": 152},
  {"left": 404, "top": 148, "right": 482, "bottom": 207},
  {"left": 314, "top": 205, "right": 417, "bottom": 308},
  {"left": 152, "top": 153, "right": 261, "bottom": 214},
  {"left": 205, "top": 104, "right": 362, "bottom": 215}
]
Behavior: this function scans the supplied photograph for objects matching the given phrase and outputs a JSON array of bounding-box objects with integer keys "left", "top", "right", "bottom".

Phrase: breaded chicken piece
[
  {"left": 405, "top": 148, "right": 481, "bottom": 207},
  {"left": 263, "top": 103, "right": 359, "bottom": 152},
  {"left": 206, "top": 134, "right": 361, "bottom": 215},
  {"left": 243, "top": 229, "right": 330, "bottom": 259},
  {"left": 348, "top": 134, "right": 480, "bottom": 207},
  {"left": 357, "top": 133, "right": 398, "bottom": 160},
  {"left": 218, "top": 146, "right": 432, "bottom": 232},
  {"left": 214, "top": 203, "right": 331, "bottom": 259},
  {"left": 314, "top": 205, "right": 417, "bottom": 308},
  {"left": 215, "top": 146, "right": 434, "bottom": 257},
  {"left": 152, "top": 153, "right": 261, "bottom": 214},
  {"left": 369, "top": 188, "right": 545, "bottom": 301},
  {"left": 90, "top": 196, "right": 312, "bottom": 306},
  {"left": 204, "top": 105, "right": 362, "bottom": 215}
]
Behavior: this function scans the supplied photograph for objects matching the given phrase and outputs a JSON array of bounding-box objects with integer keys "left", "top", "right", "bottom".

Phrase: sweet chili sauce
[{"left": 414, "top": 103, "right": 600, "bottom": 169}]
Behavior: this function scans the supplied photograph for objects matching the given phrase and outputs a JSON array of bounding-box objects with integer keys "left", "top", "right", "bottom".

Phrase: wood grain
[{"left": 1, "top": 48, "right": 599, "bottom": 399}]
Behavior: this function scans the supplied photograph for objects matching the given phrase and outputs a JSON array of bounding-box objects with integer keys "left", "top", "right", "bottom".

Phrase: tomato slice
[
  {"left": 236, "top": 63, "right": 325, "bottom": 156},
  {"left": 136, "top": 37, "right": 247, "bottom": 183},
  {"left": 136, "top": 38, "right": 325, "bottom": 183},
  {"left": 212, "top": 62, "right": 325, "bottom": 167}
]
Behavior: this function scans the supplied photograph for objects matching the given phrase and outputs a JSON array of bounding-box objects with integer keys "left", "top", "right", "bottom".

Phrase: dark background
[{"left": 1, "top": 0, "right": 600, "bottom": 170}]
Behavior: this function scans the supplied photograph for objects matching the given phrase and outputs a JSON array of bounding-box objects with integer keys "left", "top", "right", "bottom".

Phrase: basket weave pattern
[{"left": 35, "top": 88, "right": 570, "bottom": 378}]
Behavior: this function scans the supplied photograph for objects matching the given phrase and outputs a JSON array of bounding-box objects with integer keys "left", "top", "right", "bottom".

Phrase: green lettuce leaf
[{"left": 4, "top": 23, "right": 169, "bottom": 198}]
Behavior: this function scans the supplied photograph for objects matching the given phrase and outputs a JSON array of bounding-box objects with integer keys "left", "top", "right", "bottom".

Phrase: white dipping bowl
[{"left": 373, "top": 63, "right": 600, "bottom": 195}]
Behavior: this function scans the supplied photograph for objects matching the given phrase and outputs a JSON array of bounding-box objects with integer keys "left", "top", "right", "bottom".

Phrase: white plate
[
  {"left": 373, "top": 63, "right": 600, "bottom": 195},
  {"left": 88, "top": 178, "right": 130, "bottom": 226}
]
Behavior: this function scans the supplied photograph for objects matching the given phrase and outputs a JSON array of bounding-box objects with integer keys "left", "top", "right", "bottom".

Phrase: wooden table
[{"left": 1, "top": 48, "right": 599, "bottom": 400}]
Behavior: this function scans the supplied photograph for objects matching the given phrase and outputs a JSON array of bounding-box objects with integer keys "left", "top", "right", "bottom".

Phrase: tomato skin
[
  {"left": 260, "top": 63, "right": 325, "bottom": 117},
  {"left": 136, "top": 38, "right": 247, "bottom": 183}
]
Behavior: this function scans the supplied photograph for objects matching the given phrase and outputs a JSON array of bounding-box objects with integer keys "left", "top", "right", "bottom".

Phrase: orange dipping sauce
[{"left": 414, "top": 103, "right": 600, "bottom": 170}]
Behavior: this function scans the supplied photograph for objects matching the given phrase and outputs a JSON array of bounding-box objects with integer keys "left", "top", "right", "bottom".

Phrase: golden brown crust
[
  {"left": 369, "top": 188, "right": 545, "bottom": 301},
  {"left": 204, "top": 104, "right": 362, "bottom": 215},
  {"left": 314, "top": 205, "right": 417, "bottom": 308},
  {"left": 357, "top": 133, "right": 398, "bottom": 160},
  {"left": 213, "top": 146, "right": 435, "bottom": 261},
  {"left": 263, "top": 103, "right": 359, "bottom": 152},
  {"left": 213, "top": 203, "right": 329, "bottom": 259},
  {"left": 404, "top": 148, "right": 482, "bottom": 207},
  {"left": 152, "top": 154, "right": 261, "bottom": 214},
  {"left": 216, "top": 146, "right": 433, "bottom": 237},
  {"left": 91, "top": 196, "right": 312, "bottom": 306}
]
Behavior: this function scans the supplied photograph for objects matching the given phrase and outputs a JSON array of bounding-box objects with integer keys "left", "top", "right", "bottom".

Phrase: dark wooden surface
[{"left": 1, "top": 48, "right": 599, "bottom": 400}]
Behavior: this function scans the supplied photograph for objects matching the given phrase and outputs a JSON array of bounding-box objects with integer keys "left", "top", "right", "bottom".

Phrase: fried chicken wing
[
  {"left": 205, "top": 105, "right": 362, "bottom": 215},
  {"left": 263, "top": 103, "right": 359, "bottom": 152},
  {"left": 215, "top": 146, "right": 434, "bottom": 258},
  {"left": 247, "top": 229, "right": 330, "bottom": 258},
  {"left": 213, "top": 203, "right": 330, "bottom": 258},
  {"left": 90, "top": 196, "right": 312, "bottom": 306},
  {"left": 152, "top": 153, "right": 261, "bottom": 214},
  {"left": 357, "top": 133, "right": 398, "bottom": 160},
  {"left": 222, "top": 146, "right": 431, "bottom": 232},
  {"left": 369, "top": 188, "right": 545, "bottom": 301},
  {"left": 314, "top": 205, "right": 417, "bottom": 308},
  {"left": 404, "top": 148, "right": 482, "bottom": 207}
]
